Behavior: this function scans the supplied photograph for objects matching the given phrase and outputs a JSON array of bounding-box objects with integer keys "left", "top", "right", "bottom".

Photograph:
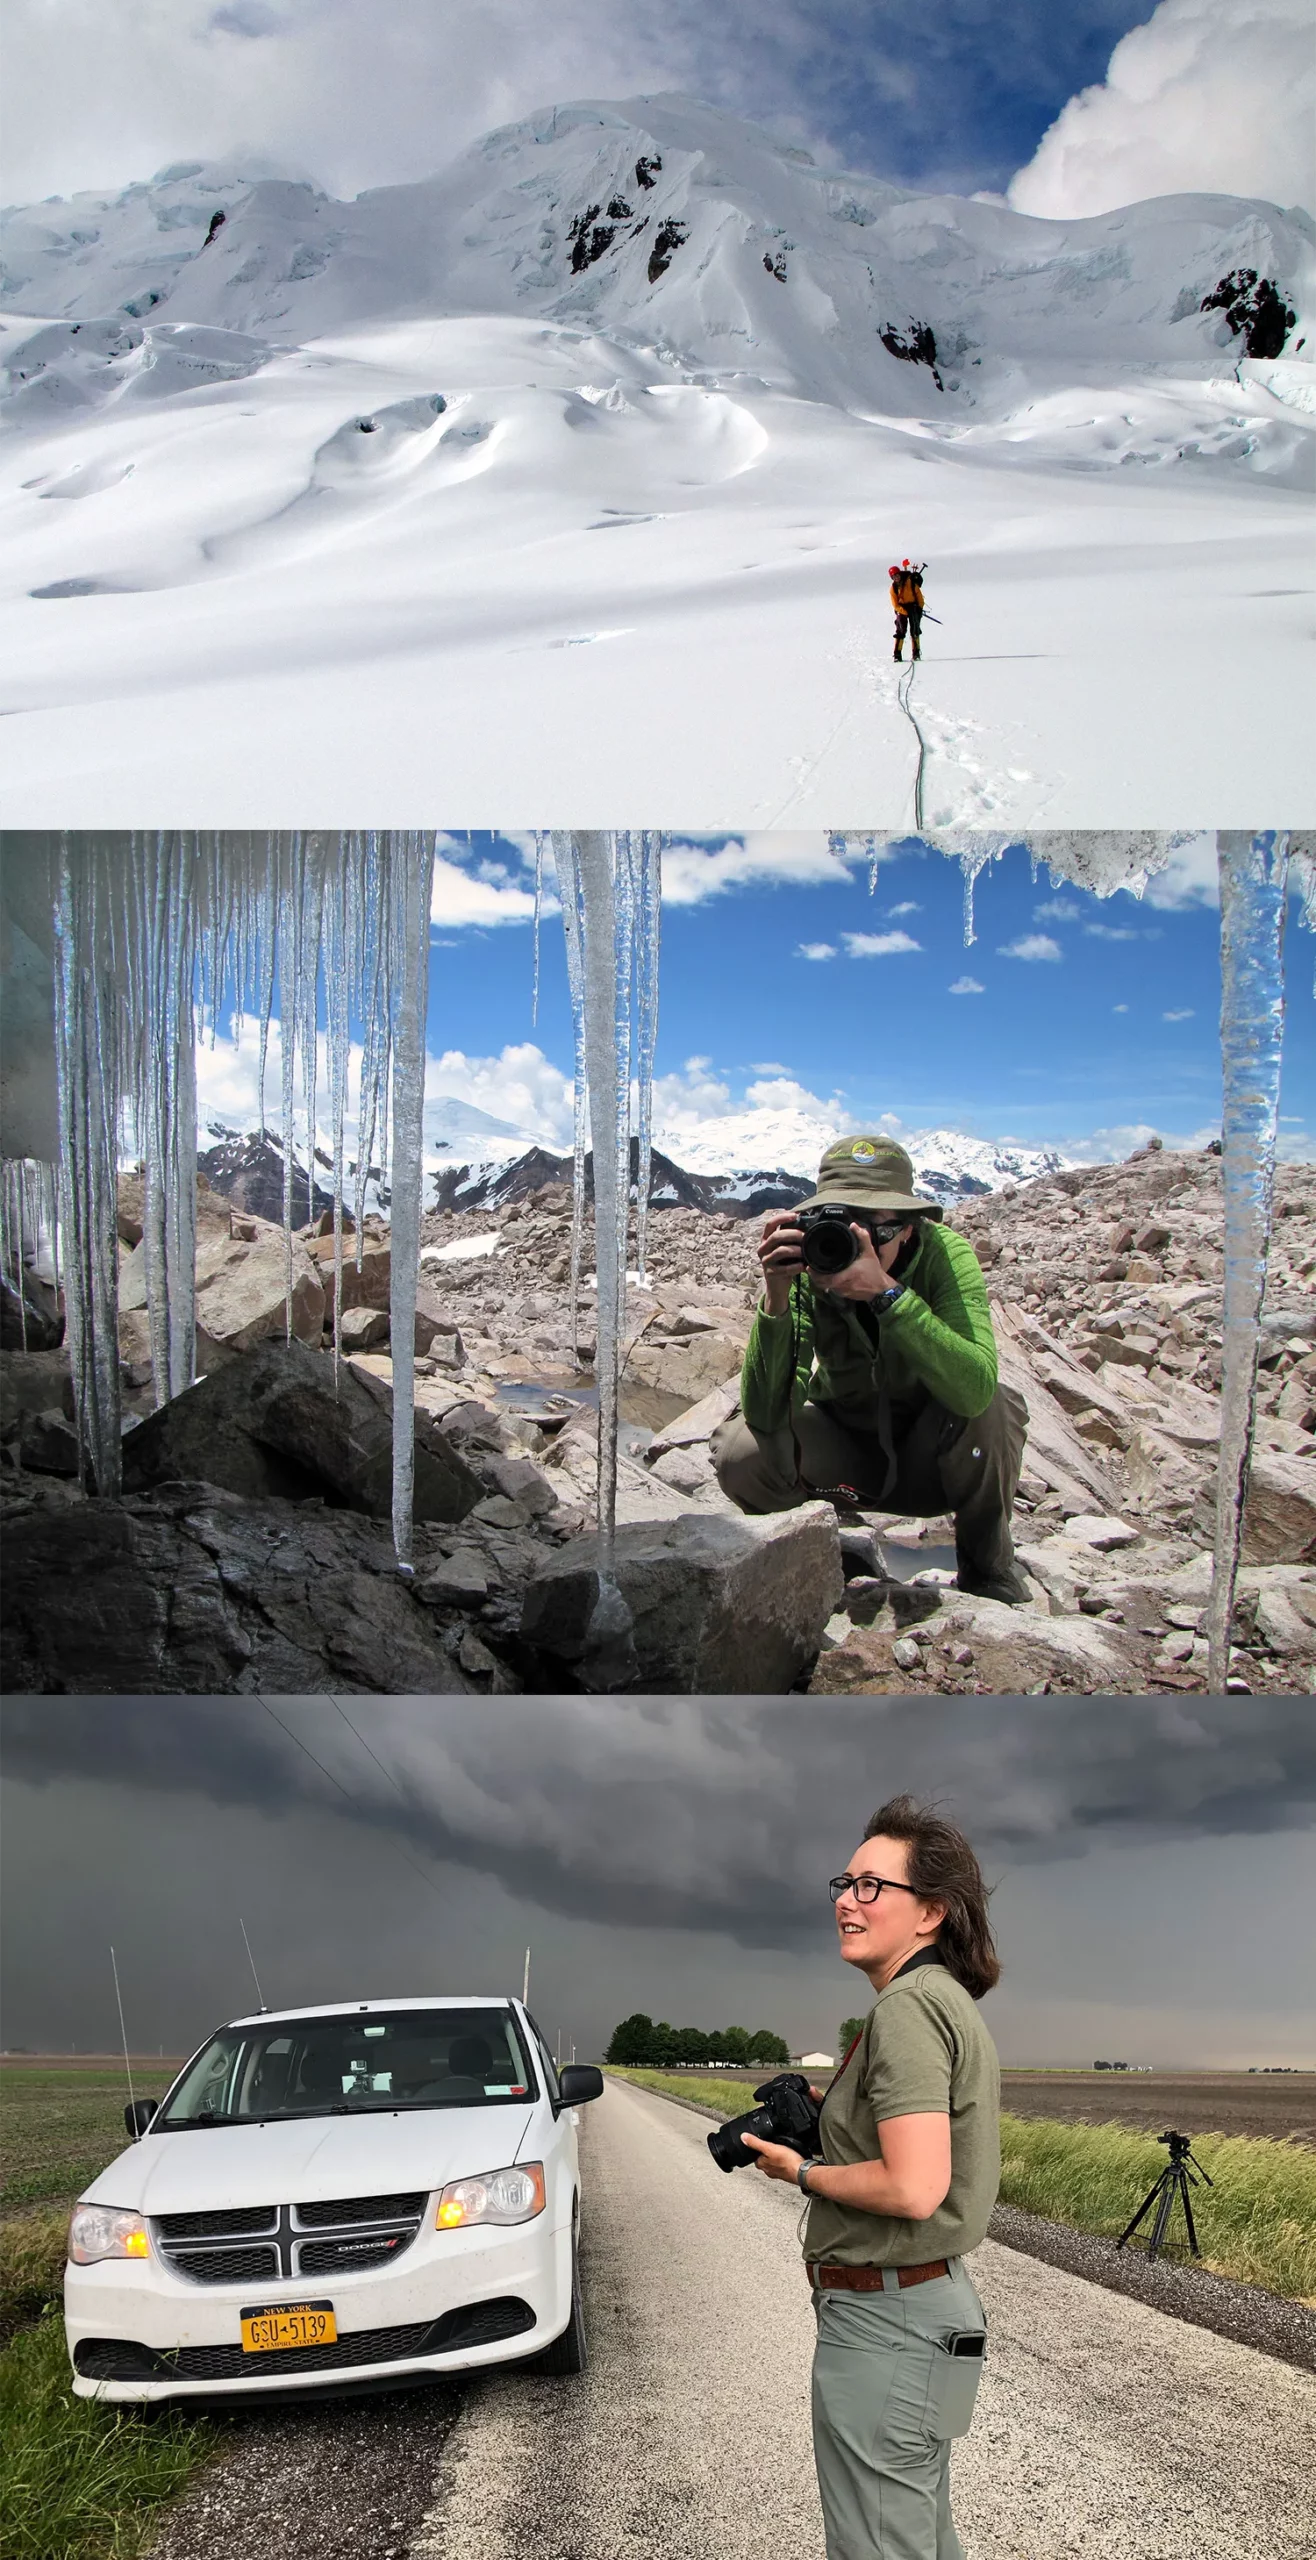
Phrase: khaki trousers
[
  {"left": 710, "top": 1386, "right": 1028, "bottom": 1584},
  {"left": 811, "top": 2262, "right": 987, "bottom": 2560}
]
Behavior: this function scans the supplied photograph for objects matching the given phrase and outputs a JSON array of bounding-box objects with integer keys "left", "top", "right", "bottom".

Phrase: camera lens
[
  {"left": 800, "top": 1213, "right": 860, "bottom": 1275},
  {"left": 706, "top": 2102, "right": 776, "bottom": 2172}
]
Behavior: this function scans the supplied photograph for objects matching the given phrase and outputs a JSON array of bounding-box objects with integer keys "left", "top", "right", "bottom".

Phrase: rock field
[{"left": 1, "top": 1142, "right": 1313, "bottom": 1694}]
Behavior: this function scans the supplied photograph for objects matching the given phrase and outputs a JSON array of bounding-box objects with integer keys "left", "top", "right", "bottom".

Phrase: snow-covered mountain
[
  {"left": 2, "top": 97, "right": 1312, "bottom": 824},
  {"left": 4, "top": 97, "right": 1311, "bottom": 427},
  {"left": 429, "top": 1111, "right": 1071, "bottom": 1216}
]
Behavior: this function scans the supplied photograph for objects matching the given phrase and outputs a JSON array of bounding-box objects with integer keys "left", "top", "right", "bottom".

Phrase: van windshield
[{"left": 156, "top": 2008, "right": 538, "bottom": 2129}]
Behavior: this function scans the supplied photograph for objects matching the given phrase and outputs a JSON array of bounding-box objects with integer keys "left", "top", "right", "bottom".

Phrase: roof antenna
[
  {"left": 110, "top": 1945, "right": 136, "bottom": 2116},
  {"left": 522, "top": 1946, "right": 531, "bottom": 2005},
  {"left": 239, "top": 1917, "right": 266, "bottom": 2011}
]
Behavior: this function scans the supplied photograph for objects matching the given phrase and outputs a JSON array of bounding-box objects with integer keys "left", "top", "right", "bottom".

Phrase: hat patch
[{"left": 849, "top": 1140, "right": 878, "bottom": 1160}]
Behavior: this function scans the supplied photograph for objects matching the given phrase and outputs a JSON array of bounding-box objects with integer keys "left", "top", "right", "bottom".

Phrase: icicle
[
  {"left": 52, "top": 843, "right": 123, "bottom": 1495},
  {"left": 133, "top": 833, "right": 198, "bottom": 1406},
  {"left": 531, "top": 832, "right": 545, "bottom": 1025},
  {"left": 387, "top": 832, "right": 435, "bottom": 1572},
  {"left": 632, "top": 831, "right": 662, "bottom": 1287},
  {"left": 1291, "top": 835, "right": 1316, "bottom": 993},
  {"left": 554, "top": 831, "right": 591, "bottom": 1368},
  {"left": 326, "top": 842, "right": 351, "bottom": 1390},
  {"left": 570, "top": 832, "right": 639, "bottom": 1688},
  {"left": 1206, "top": 831, "right": 1292, "bottom": 1693}
]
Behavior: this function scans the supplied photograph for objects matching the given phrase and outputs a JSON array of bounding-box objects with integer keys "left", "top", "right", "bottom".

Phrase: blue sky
[{"left": 409, "top": 833, "right": 1313, "bottom": 1162}]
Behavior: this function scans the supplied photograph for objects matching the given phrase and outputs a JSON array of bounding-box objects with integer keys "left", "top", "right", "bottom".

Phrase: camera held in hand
[
  {"left": 796, "top": 1203, "right": 910, "bottom": 1278},
  {"left": 707, "top": 2072, "right": 823, "bottom": 2172}
]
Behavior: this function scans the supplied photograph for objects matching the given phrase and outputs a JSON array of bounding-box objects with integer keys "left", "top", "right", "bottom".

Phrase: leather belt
[{"left": 808, "top": 2259, "right": 950, "bottom": 2293}]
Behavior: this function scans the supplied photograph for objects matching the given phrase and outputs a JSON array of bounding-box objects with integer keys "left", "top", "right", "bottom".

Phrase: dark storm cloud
[{"left": 6, "top": 1697, "right": 1313, "bottom": 1953}]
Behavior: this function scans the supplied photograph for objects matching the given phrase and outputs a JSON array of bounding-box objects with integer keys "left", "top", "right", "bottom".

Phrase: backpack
[{"left": 892, "top": 565, "right": 923, "bottom": 607}]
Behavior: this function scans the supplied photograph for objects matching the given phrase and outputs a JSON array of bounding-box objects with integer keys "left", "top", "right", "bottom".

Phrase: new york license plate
[{"left": 240, "top": 2301, "right": 337, "bottom": 2353}]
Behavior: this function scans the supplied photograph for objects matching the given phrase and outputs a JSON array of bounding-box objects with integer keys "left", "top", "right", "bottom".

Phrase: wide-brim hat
[{"left": 795, "top": 1135, "right": 943, "bottom": 1221}]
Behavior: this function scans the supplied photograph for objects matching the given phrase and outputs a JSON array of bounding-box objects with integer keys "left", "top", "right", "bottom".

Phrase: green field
[
  {"left": 0, "top": 2060, "right": 216, "bottom": 2560},
  {"left": 613, "top": 2070, "right": 1316, "bottom": 2303}
]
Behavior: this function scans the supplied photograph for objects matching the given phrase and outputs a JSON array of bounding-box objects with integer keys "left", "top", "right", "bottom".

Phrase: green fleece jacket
[{"left": 739, "top": 1220, "right": 999, "bottom": 1431}]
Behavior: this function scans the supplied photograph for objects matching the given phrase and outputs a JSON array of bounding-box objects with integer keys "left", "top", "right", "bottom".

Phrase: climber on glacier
[
  {"left": 890, "top": 559, "right": 926, "bottom": 661},
  {"left": 711, "top": 1136, "right": 1033, "bottom": 1607}
]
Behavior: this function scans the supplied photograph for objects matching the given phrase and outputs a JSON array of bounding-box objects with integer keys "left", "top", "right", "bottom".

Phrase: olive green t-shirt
[{"left": 803, "top": 1956, "right": 1001, "bottom": 2268}]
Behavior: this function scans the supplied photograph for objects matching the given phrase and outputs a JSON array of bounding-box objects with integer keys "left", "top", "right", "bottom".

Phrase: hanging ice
[
  {"left": 52, "top": 844, "right": 124, "bottom": 1495},
  {"left": 386, "top": 834, "right": 436, "bottom": 1570},
  {"left": 1205, "top": 831, "right": 1292, "bottom": 1692}
]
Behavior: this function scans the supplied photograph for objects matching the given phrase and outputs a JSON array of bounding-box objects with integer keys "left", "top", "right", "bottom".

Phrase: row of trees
[{"left": 605, "top": 2013, "right": 790, "bottom": 2068}]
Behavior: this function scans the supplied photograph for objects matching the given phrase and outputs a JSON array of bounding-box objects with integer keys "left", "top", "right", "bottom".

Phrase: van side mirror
[
  {"left": 125, "top": 2098, "right": 158, "bottom": 2138},
  {"left": 556, "top": 2065, "right": 604, "bottom": 2106}
]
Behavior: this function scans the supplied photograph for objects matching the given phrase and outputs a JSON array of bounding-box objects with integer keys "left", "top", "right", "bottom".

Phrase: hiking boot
[
  {"left": 893, "top": 648, "right": 903, "bottom": 662},
  {"left": 955, "top": 1561, "right": 1033, "bottom": 1608}
]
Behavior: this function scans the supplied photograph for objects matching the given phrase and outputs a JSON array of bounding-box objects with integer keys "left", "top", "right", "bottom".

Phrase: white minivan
[{"left": 64, "top": 1995, "right": 603, "bottom": 2402}]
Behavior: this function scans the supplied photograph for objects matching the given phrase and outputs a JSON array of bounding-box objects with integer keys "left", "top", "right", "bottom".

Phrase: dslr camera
[
  {"left": 706, "top": 2072, "right": 822, "bottom": 2172},
  {"left": 796, "top": 1203, "right": 912, "bottom": 1279}
]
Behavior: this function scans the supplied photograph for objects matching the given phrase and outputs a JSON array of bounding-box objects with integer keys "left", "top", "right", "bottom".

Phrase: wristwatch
[
  {"left": 874, "top": 1283, "right": 905, "bottom": 1312},
  {"left": 797, "top": 2158, "right": 821, "bottom": 2194}
]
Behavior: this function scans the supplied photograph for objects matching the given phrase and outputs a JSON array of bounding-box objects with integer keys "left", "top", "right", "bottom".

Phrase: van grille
[{"left": 154, "top": 2193, "right": 427, "bottom": 2285}]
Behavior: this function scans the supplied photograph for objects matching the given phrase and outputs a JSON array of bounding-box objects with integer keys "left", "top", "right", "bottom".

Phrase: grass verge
[
  {"left": 611, "top": 2071, "right": 1316, "bottom": 2301},
  {"left": 0, "top": 2313, "right": 217, "bottom": 2560}
]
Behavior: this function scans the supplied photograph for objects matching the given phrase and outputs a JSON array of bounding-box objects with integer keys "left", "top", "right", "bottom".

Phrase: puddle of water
[
  {"left": 876, "top": 1540, "right": 959, "bottom": 1585},
  {"left": 492, "top": 1374, "right": 690, "bottom": 1439}
]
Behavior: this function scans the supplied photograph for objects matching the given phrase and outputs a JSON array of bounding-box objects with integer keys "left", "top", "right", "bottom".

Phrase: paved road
[{"left": 412, "top": 2078, "right": 1316, "bottom": 2560}]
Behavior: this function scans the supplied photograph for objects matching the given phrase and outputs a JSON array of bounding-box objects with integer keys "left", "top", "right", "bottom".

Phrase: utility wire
[{"left": 255, "top": 1696, "right": 451, "bottom": 1910}]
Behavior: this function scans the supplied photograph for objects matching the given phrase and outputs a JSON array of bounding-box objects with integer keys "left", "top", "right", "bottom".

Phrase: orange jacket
[{"left": 891, "top": 571, "right": 924, "bottom": 609}]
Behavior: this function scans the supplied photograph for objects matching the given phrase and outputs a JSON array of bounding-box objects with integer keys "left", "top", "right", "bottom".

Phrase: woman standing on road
[{"left": 744, "top": 1797, "right": 1001, "bottom": 2560}]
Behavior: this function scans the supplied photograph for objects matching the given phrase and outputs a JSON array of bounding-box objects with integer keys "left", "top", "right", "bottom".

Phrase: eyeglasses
[{"left": 828, "top": 1873, "right": 919, "bottom": 1906}]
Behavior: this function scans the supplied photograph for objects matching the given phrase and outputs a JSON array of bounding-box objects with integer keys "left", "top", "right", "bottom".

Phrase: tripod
[{"left": 1117, "top": 2130, "right": 1213, "bottom": 2261}]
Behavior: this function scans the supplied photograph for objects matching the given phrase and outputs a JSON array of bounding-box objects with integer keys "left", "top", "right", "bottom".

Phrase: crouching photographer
[
  {"left": 736, "top": 1799, "right": 1001, "bottom": 2560},
  {"left": 711, "top": 1136, "right": 1031, "bottom": 1605}
]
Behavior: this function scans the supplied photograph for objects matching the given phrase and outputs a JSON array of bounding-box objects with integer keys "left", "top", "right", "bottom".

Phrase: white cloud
[
  {"left": 1084, "top": 924, "right": 1139, "bottom": 942},
  {"left": 998, "top": 933, "right": 1062, "bottom": 962},
  {"left": 424, "top": 1041, "right": 573, "bottom": 1146},
  {"left": 750, "top": 1060, "right": 791, "bottom": 1074},
  {"left": 887, "top": 901, "right": 922, "bottom": 917},
  {"left": 431, "top": 856, "right": 538, "bottom": 929},
  {"left": 2, "top": 0, "right": 712, "bottom": 202},
  {"left": 1113, "top": 1002, "right": 1130, "bottom": 1012},
  {"left": 1034, "top": 897, "right": 1081, "bottom": 921},
  {"left": 1142, "top": 834, "right": 1219, "bottom": 911},
  {"left": 842, "top": 930, "right": 921, "bottom": 957},
  {"left": 1008, "top": 0, "right": 1315, "bottom": 219},
  {"left": 949, "top": 975, "right": 985, "bottom": 995},
  {"left": 1163, "top": 1007, "right": 1196, "bottom": 1021},
  {"left": 660, "top": 834, "right": 864, "bottom": 907},
  {"left": 797, "top": 942, "right": 837, "bottom": 961}
]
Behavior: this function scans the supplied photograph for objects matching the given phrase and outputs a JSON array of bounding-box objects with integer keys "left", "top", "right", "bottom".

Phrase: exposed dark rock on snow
[
  {"left": 647, "top": 219, "right": 689, "bottom": 283},
  {"left": 198, "top": 1125, "right": 334, "bottom": 1224},
  {"left": 1200, "top": 269, "right": 1296, "bottom": 360},
  {"left": 879, "top": 318, "right": 942, "bottom": 388}
]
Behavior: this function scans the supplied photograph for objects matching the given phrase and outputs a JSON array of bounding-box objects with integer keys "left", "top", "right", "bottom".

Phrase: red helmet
[
  {"left": 902, "top": 557, "right": 910, "bottom": 566},
  {"left": 888, "top": 565, "right": 900, "bottom": 576}
]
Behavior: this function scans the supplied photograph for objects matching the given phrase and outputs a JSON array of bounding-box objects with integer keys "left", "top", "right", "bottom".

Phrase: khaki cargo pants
[
  {"left": 811, "top": 2261, "right": 987, "bottom": 2560},
  {"left": 711, "top": 1385, "right": 1028, "bottom": 1584}
]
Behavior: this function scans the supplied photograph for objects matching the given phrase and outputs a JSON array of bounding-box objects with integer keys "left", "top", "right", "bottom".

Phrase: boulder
[
  {"left": 519, "top": 1501, "right": 844, "bottom": 1692},
  {"left": 646, "top": 1377, "right": 742, "bottom": 1457},
  {"left": 119, "top": 1339, "right": 483, "bottom": 1523},
  {"left": 624, "top": 1330, "right": 747, "bottom": 1404},
  {"left": 1240, "top": 1451, "right": 1316, "bottom": 1565},
  {"left": 16, "top": 1408, "right": 81, "bottom": 1475},
  {"left": 0, "top": 1267, "right": 63, "bottom": 1352},
  {"left": 309, "top": 1235, "right": 392, "bottom": 1312},
  {"left": 339, "top": 1305, "right": 390, "bottom": 1353},
  {"left": 120, "top": 1226, "right": 326, "bottom": 1353},
  {"left": 811, "top": 1591, "right": 1150, "bottom": 1695},
  {"left": 0, "top": 1479, "right": 476, "bottom": 1694},
  {"left": 0, "top": 1349, "right": 74, "bottom": 1432}
]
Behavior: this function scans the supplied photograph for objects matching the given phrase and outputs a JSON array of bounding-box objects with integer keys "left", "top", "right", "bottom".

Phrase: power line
[{"left": 255, "top": 1696, "right": 452, "bottom": 1910}]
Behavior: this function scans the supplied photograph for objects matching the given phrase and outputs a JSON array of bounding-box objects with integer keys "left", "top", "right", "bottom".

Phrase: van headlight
[
  {"left": 68, "top": 2205, "right": 152, "bottom": 2265},
  {"left": 436, "top": 2163, "right": 546, "bottom": 2230}
]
